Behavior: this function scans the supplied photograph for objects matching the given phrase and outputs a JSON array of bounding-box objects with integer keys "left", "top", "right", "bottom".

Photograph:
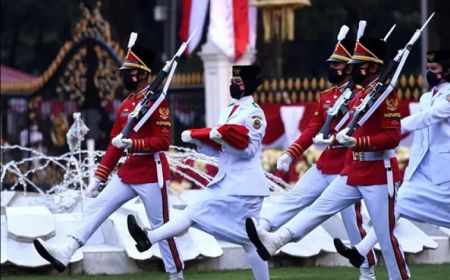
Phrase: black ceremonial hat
[
  {"left": 120, "top": 37, "right": 156, "bottom": 73},
  {"left": 426, "top": 49, "right": 450, "bottom": 63},
  {"left": 350, "top": 36, "right": 385, "bottom": 65},
  {"left": 232, "top": 65, "right": 263, "bottom": 96}
]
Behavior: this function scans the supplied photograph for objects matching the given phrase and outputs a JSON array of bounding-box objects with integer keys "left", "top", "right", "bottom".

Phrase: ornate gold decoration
[
  {"left": 56, "top": 48, "right": 88, "bottom": 106},
  {"left": 250, "top": 0, "right": 311, "bottom": 42},
  {"left": 1, "top": 1, "right": 124, "bottom": 104},
  {"left": 253, "top": 74, "right": 423, "bottom": 104},
  {"left": 73, "top": 2, "right": 111, "bottom": 42},
  {"left": 94, "top": 46, "right": 122, "bottom": 107}
]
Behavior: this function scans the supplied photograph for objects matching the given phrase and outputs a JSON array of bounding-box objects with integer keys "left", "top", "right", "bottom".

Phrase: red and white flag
[
  {"left": 179, "top": 0, "right": 257, "bottom": 61},
  {"left": 208, "top": 0, "right": 257, "bottom": 61},
  {"left": 179, "top": 0, "right": 210, "bottom": 55}
]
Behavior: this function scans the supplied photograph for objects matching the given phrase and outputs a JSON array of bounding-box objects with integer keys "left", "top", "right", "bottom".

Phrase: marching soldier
[
  {"left": 127, "top": 65, "right": 271, "bottom": 280},
  {"left": 398, "top": 49, "right": 450, "bottom": 225},
  {"left": 246, "top": 35, "right": 410, "bottom": 280},
  {"left": 257, "top": 25, "right": 377, "bottom": 279},
  {"left": 335, "top": 49, "right": 450, "bottom": 264},
  {"left": 34, "top": 39, "right": 184, "bottom": 280}
]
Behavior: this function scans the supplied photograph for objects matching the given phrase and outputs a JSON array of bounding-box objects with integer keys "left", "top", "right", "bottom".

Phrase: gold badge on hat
[
  {"left": 233, "top": 67, "right": 241, "bottom": 75},
  {"left": 427, "top": 53, "right": 435, "bottom": 62}
]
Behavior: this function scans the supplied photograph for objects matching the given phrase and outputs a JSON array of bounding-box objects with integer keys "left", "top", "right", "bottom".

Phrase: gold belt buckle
[{"left": 353, "top": 152, "right": 365, "bottom": 161}]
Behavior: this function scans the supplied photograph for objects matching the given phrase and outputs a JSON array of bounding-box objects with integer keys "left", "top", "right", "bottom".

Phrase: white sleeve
[
  {"left": 222, "top": 108, "right": 267, "bottom": 159},
  {"left": 401, "top": 94, "right": 450, "bottom": 134}
]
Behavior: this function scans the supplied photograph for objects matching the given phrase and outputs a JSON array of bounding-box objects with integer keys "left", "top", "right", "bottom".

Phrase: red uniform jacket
[
  {"left": 95, "top": 91, "right": 172, "bottom": 184},
  {"left": 340, "top": 82, "right": 402, "bottom": 186},
  {"left": 286, "top": 83, "right": 351, "bottom": 174}
]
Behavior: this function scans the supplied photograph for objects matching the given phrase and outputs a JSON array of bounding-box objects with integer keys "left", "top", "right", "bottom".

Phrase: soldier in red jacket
[
  {"left": 246, "top": 36, "right": 409, "bottom": 280},
  {"left": 34, "top": 38, "right": 184, "bottom": 280},
  {"left": 255, "top": 25, "right": 377, "bottom": 279}
]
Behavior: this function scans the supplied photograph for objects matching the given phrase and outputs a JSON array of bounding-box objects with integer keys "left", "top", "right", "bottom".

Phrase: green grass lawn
[{"left": 2, "top": 264, "right": 450, "bottom": 280}]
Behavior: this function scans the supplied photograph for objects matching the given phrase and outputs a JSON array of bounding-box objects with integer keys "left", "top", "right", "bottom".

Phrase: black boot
[
  {"left": 127, "top": 215, "right": 152, "bottom": 252},
  {"left": 334, "top": 238, "right": 365, "bottom": 267}
]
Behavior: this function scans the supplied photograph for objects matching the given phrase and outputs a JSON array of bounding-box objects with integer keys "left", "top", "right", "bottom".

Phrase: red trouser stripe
[
  {"left": 388, "top": 196, "right": 409, "bottom": 279},
  {"left": 161, "top": 182, "right": 183, "bottom": 272},
  {"left": 354, "top": 202, "right": 376, "bottom": 266}
]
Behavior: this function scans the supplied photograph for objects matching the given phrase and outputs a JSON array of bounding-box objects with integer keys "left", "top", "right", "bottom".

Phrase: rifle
[
  {"left": 344, "top": 13, "right": 434, "bottom": 136},
  {"left": 318, "top": 81, "right": 354, "bottom": 139},
  {"left": 320, "top": 24, "right": 396, "bottom": 139},
  {"left": 121, "top": 29, "right": 198, "bottom": 137}
]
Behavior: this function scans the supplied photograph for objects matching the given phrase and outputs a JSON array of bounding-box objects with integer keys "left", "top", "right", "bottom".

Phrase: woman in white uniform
[{"left": 127, "top": 65, "right": 271, "bottom": 280}]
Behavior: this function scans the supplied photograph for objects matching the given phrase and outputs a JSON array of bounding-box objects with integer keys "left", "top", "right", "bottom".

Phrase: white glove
[
  {"left": 85, "top": 177, "right": 102, "bottom": 198},
  {"left": 276, "top": 153, "right": 293, "bottom": 172},
  {"left": 209, "top": 128, "right": 225, "bottom": 145},
  {"left": 312, "top": 133, "right": 335, "bottom": 146},
  {"left": 112, "top": 133, "right": 132, "bottom": 149},
  {"left": 336, "top": 128, "right": 356, "bottom": 147},
  {"left": 181, "top": 130, "right": 193, "bottom": 143}
]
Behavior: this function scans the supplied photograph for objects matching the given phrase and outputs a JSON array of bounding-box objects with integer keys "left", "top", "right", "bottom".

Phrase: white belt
[
  {"left": 352, "top": 149, "right": 395, "bottom": 161},
  {"left": 154, "top": 152, "right": 164, "bottom": 188},
  {"left": 129, "top": 152, "right": 154, "bottom": 156},
  {"left": 353, "top": 149, "right": 396, "bottom": 197}
]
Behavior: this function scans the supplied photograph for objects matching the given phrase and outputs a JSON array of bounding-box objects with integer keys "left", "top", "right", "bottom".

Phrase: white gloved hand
[
  {"left": 209, "top": 128, "right": 225, "bottom": 145},
  {"left": 336, "top": 128, "right": 356, "bottom": 147},
  {"left": 181, "top": 130, "right": 193, "bottom": 143},
  {"left": 276, "top": 153, "right": 293, "bottom": 172},
  {"left": 312, "top": 133, "right": 335, "bottom": 146},
  {"left": 111, "top": 133, "right": 132, "bottom": 149},
  {"left": 85, "top": 177, "right": 102, "bottom": 198}
]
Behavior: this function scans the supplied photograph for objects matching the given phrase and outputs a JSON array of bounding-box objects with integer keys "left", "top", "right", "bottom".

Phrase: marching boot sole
[
  {"left": 33, "top": 239, "right": 67, "bottom": 273},
  {"left": 245, "top": 218, "right": 271, "bottom": 261},
  {"left": 333, "top": 238, "right": 364, "bottom": 268},
  {"left": 127, "top": 215, "right": 152, "bottom": 252}
]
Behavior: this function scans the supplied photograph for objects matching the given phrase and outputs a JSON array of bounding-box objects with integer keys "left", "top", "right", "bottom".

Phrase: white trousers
[
  {"left": 282, "top": 175, "right": 409, "bottom": 280},
  {"left": 397, "top": 167, "right": 450, "bottom": 228},
  {"left": 354, "top": 166, "right": 450, "bottom": 256},
  {"left": 71, "top": 175, "right": 184, "bottom": 273},
  {"left": 261, "top": 165, "right": 376, "bottom": 267},
  {"left": 147, "top": 189, "right": 270, "bottom": 280}
]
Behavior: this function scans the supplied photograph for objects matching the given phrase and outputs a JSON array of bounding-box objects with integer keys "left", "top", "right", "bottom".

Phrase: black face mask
[
  {"left": 327, "top": 68, "right": 344, "bottom": 84},
  {"left": 230, "top": 82, "right": 245, "bottom": 99},
  {"left": 352, "top": 65, "right": 367, "bottom": 85},
  {"left": 122, "top": 72, "right": 139, "bottom": 91},
  {"left": 426, "top": 71, "right": 441, "bottom": 87}
]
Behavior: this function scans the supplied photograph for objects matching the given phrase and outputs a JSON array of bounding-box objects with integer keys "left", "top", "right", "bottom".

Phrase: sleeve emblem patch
[
  {"left": 252, "top": 115, "right": 263, "bottom": 129},
  {"left": 253, "top": 119, "right": 261, "bottom": 129}
]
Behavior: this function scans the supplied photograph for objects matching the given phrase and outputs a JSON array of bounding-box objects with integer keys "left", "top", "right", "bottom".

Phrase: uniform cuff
[
  {"left": 286, "top": 143, "right": 304, "bottom": 161},
  {"left": 94, "top": 164, "right": 111, "bottom": 182}
]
